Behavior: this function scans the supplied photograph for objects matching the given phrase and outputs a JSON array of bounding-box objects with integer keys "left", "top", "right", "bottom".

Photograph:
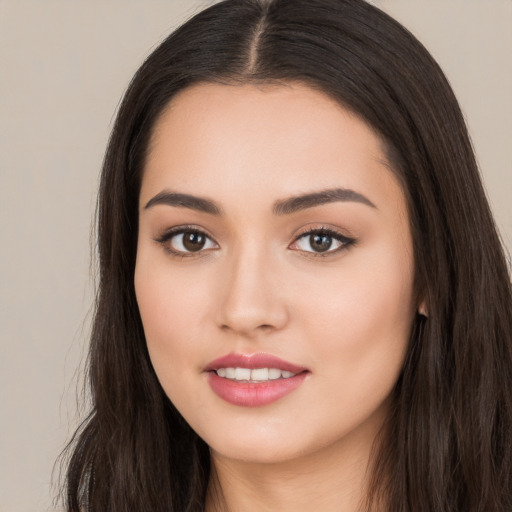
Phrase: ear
[{"left": 418, "top": 300, "right": 428, "bottom": 317}]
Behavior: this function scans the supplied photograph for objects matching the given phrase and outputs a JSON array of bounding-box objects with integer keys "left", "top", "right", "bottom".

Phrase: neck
[{"left": 205, "top": 425, "right": 385, "bottom": 512}]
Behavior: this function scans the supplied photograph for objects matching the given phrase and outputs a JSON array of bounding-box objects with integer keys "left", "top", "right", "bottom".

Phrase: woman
[{"left": 62, "top": 0, "right": 512, "bottom": 510}]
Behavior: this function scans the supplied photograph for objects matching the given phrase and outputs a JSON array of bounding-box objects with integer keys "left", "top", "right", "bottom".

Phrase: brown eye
[
  {"left": 291, "top": 229, "right": 355, "bottom": 255},
  {"left": 309, "top": 233, "right": 332, "bottom": 252},
  {"left": 182, "top": 231, "right": 207, "bottom": 252},
  {"left": 157, "top": 229, "right": 218, "bottom": 255}
]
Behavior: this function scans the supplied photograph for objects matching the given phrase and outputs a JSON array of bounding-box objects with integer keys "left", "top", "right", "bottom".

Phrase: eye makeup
[
  {"left": 289, "top": 226, "right": 356, "bottom": 257},
  {"left": 154, "top": 225, "right": 219, "bottom": 257},
  {"left": 154, "top": 223, "right": 356, "bottom": 259}
]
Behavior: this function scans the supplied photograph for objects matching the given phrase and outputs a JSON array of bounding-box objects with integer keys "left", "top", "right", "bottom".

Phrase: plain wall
[{"left": 0, "top": 1, "right": 510, "bottom": 510}]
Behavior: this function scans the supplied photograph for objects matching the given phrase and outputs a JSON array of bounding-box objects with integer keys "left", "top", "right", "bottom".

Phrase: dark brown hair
[{"left": 61, "top": 0, "right": 512, "bottom": 510}]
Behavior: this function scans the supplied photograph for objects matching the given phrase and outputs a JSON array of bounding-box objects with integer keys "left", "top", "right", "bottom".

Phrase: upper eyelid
[
  {"left": 292, "top": 226, "right": 353, "bottom": 242},
  {"left": 155, "top": 225, "right": 348, "bottom": 239},
  {"left": 155, "top": 225, "right": 217, "bottom": 243},
  {"left": 155, "top": 225, "right": 354, "bottom": 251}
]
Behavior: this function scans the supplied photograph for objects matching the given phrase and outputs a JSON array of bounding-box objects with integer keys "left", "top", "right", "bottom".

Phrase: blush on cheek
[{"left": 313, "top": 274, "right": 413, "bottom": 374}]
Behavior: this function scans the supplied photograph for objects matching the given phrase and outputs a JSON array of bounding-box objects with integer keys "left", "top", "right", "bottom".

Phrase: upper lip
[{"left": 204, "top": 353, "right": 308, "bottom": 374}]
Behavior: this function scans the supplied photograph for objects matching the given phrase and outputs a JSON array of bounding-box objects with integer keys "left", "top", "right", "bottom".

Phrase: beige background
[{"left": 0, "top": 1, "right": 510, "bottom": 510}]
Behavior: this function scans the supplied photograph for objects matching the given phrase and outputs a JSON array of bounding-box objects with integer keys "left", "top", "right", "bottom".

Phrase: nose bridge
[{"left": 217, "top": 239, "right": 288, "bottom": 335}]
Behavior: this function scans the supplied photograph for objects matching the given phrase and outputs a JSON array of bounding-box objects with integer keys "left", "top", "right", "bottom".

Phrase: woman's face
[{"left": 135, "top": 83, "right": 417, "bottom": 465}]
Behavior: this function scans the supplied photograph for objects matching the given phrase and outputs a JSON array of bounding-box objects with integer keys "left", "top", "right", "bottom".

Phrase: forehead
[{"left": 141, "top": 82, "right": 403, "bottom": 214}]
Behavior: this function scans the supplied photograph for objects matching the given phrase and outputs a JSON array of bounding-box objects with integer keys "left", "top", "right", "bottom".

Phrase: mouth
[
  {"left": 215, "top": 367, "right": 298, "bottom": 382},
  {"left": 204, "top": 353, "right": 309, "bottom": 407}
]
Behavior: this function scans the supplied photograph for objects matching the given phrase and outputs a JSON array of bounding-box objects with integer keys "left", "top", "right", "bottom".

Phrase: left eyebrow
[{"left": 273, "top": 188, "right": 376, "bottom": 215}]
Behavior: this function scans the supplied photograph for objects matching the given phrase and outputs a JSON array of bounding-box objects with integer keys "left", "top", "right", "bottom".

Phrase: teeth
[
  {"left": 215, "top": 367, "right": 297, "bottom": 381},
  {"left": 250, "top": 368, "right": 268, "bottom": 381},
  {"left": 268, "top": 368, "right": 281, "bottom": 380},
  {"left": 234, "top": 367, "right": 251, "bottom": 380}
]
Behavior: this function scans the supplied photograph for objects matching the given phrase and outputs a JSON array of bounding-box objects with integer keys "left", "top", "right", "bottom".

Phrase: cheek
[
  {"left": 134, "top": 256, "right": 210, "bottom": 383},
  {"left": 298, "top": 243, "right": 415, "bottom": 379}
]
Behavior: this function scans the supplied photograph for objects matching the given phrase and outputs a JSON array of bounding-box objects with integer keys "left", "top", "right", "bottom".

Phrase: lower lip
[{"left": 207, "top": 371, "right": 308, "bottom": 407}]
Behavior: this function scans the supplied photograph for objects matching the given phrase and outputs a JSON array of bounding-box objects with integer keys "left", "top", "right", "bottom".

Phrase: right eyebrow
[{"left": 144, "top": 190, "right": 222, "bottom": 215}]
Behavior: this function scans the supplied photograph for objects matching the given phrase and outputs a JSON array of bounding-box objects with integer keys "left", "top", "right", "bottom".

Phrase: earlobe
[{"left": 418, "top": 301, "right": 428, "bottom": 317}]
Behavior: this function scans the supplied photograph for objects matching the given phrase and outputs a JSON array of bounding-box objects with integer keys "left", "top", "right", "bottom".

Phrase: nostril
[{"left": 220, "top": 322, "right": 275, "bottom": 333}]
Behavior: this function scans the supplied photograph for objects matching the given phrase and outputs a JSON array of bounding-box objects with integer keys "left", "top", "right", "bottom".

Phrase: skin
[{"left": 135, "top": 82, "right": 419, "bottom": 511}]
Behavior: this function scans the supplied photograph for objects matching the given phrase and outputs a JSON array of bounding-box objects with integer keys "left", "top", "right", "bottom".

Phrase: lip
[
  {"left": 205, "top": 352, "right": 308, "bottom": 373},
  {"left": 204, "top": 353, "right": 309, "bottom": 407}
]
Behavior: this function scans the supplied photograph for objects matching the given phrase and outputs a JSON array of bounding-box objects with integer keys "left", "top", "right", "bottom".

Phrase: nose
[{"left": 216, "top": 247, "right": 289, "bottom": 337}]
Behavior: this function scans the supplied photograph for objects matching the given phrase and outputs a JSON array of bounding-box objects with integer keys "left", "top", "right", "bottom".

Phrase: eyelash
[
  {"left": 291, "top": 227, "right": 356, "bottom": 257},
  {"left": 154, "top": 225, "right": 356, "bottom": 258},
  {"left": 155, "top": 225, "right": 218, "bottom": 258}
]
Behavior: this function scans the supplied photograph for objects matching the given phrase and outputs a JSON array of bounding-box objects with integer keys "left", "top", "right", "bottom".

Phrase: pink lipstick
[{"left": 204, "top": 353, "right": 309, "bottom": 407}]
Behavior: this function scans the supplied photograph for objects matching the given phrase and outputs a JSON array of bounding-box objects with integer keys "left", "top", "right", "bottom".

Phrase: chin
[
  {"left": 211, "top": 438, "right": 308, "bottom": 466},
  {"left": 198, "top": 419, "right": 308, "bottom": 464}
]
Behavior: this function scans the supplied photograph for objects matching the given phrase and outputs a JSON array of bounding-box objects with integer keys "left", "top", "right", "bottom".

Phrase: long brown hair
[{"left": 61, "top": 0, "right": 512, "bottom": 510}]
